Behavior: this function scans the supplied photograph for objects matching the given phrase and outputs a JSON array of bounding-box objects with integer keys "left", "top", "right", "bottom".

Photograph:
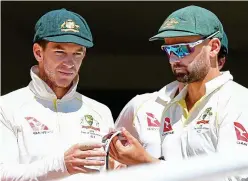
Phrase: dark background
[{"left": 1, "top": 1, "right": 248, "bottom": 119}]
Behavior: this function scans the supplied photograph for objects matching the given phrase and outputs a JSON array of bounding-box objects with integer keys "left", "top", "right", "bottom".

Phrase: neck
[
  {"left": 50, "top": 85, "right": 71, "bottom": 99},
  {"left": 38, "top": 68, "right": 71, "bottom": 99},
  {"left": 185, "top": 69, "right": 220, "bottom": 111}
]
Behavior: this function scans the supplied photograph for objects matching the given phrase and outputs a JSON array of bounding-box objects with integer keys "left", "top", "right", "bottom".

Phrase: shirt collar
[
  {"left": 173, "top": 71, "right": 233, "bottom": 102},
  {"left": 156, "top": 81, "right": 179, "bottom": 105},
  {"left": 28, "top": 65, "right": 79, "bottom": 101}
]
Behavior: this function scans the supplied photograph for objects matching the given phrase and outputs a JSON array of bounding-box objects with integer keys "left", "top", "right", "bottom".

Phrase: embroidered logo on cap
[
  {"left": 161, "top": 18, "right": 179, "bottom": 29},
  {"left": 61, "top": 19, "right": 80, "bottom": 32}
]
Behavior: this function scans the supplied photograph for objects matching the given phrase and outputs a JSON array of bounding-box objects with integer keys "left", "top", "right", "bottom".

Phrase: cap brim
[
  {"left": 44, "top": 34, "right": 93, "bottom": 48},
  {"left": 149, "top": 31, "right": 199, "bottom": 41}
]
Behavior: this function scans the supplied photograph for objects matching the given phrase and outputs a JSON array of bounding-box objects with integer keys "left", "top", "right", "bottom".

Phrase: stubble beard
[{"left": 173, "top": 58, "right": 210, "bottom": 84}]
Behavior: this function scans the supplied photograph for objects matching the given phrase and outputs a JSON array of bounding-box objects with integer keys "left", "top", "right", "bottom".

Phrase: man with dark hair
[
  {"left": 0, "top": 8, "right": 114, "bottom": 180},
  {"left": 110, "top": 5, "right": 248, "bottom": 180},
  {"left": 114, "top": 32, "right": 228, "bottom": 159}
]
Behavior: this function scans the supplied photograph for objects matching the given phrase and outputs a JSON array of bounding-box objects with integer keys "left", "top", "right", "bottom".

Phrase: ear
[
  {"left": 33, "top": 43, "right": 44, "bottom": 63},
  {"left": 209, "top": 38, "right": 221, "bottom": 58}
]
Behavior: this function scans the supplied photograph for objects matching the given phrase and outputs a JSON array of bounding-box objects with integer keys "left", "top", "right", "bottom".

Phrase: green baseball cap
[
  {"left": 222, "top": 32, "right": 228, "bottom": 54},
  {"left": 149, "top": 5, "right": 224, "bottom": 43},
  {"left": 33, "top": 8, "right": 93, "bottom": 48}
]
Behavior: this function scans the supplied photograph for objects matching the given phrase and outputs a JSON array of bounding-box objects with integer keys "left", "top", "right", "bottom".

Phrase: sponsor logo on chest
[
  {"left": 25, "top": 117, "right": 53, "bottom": 135},
  {"left": 162, "top": 117, "right": 174, "bottom": 136},
  {"left": 146, "top": 112, "right": 160, "bottom": 130}
]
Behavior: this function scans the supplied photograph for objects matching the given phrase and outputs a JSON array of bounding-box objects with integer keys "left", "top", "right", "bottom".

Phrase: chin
[
  {"left": 175, "top": 73, "right": 189, "bottom": 83},
  {"left": 55, "top": 80, "right": 73, "bottom": 88}
]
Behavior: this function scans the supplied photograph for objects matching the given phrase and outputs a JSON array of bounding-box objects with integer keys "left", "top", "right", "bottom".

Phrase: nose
[
  {"left": 62, "top": 55, "right": 75, "bottom": 69},
  {"left": 169, "top": 53, "right": 182, "bottom": 64}
]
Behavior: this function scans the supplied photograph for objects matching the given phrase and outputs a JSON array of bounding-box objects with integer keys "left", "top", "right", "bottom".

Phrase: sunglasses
[{"left": 161, "top": 31, "right": 220, "bottom": 61}]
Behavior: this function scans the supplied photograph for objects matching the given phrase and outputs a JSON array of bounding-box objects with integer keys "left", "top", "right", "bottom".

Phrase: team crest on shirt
[
  {"left": 80, "top": 114, "right": 101, "bottom": 138},
  {"left": 194, "top": 107, "right": 212, "bottom": 133},
  {"left": 234, "top": 122, "right": 248, "bottom": 146},
  {"left": 162, "top": 117, "right": 174, "bottom": 136},
  {"left": 25, "top": 117, "right": 53, "bottom": 135},
  {"left": 146, "top": 112, "right": 160, "bottom": 130}
]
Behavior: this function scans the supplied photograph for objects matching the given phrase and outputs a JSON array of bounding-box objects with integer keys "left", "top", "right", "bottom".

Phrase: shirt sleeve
[
  {"left": 216, "top": 109, "right": 248, "bottom": 180},
  {"left": 115, "top": 96, "right": 141, "bottom": 140},
  {"left": 105, "top": 106, "right": 115, "bottom": 129},
  {"left": 0, "top": 102, "right": 70, "bottom": 181}
]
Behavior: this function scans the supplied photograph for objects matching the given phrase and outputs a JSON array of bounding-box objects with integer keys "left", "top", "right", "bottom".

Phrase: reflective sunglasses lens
[
  {"left": 161, "top": 46, "right": 171, "bottom": 58},
  {"left": 173, "top": 45, "right": 191, "bottom": 57},
  {"left": 161, "top": 45, "right": 194, "bottom": 60}
]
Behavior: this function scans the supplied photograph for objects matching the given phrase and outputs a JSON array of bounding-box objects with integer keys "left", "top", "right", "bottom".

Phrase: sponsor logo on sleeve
[{"left": 234, "top": 122, "right": 248, "bottom": 146}]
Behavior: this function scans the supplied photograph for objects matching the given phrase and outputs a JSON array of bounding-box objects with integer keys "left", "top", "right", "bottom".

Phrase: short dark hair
[
  {"left": 36, "top": 40, "right": 49, "bottom": 50},
  {"left": 218, "top": 46, "right": 228, "bottom": 61}
]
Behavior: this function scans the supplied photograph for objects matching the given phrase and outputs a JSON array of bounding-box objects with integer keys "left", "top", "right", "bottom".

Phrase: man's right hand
[
  {"left": 109, "top": 127, "right": 159, "bottom": 166},
  {"left": 64, "top": 143, "right": 106, "bottom": 175}
]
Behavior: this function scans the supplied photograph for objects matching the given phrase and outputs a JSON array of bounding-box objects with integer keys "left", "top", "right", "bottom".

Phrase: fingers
[
  {"left": 81, "top": 167, "right": 100, "bottom": 174},
  {"left": 108, "top": 131, "right": 129, "bottom": 158},
  {"left": 108, "top": 157, "right": 127, "bottom": 170},
  {"left": 114, "top": 138, "right": 125, "bottom": 152},
  {"left": 75, "top": 149, "right": 107, "bottom": 159},
  {"left": 109, "top": 140, "right": 119, "bottom": 160},
  {"left": 107, "top": 156, "right": 115, "bottom": 170},
  {"left": 76, "top": 143, "right": 105, "bottom": 151},
  {"left": 116, "top": 163, "right": 127, "bottom": 169},
  {"left": 112, "top": 136, "right": 126, "bottom": 152},
  {"left": 120, "top": 127, "right": 136, "bottom": 144},
  {"left": 65, "top": 142, "right": 107, "bottom": 175},
  {"left": 73, "top": 166, "right": 101, "bottom": 174},
  {"left": 69, "top": 158, "right": 105, "bottom": 166}
]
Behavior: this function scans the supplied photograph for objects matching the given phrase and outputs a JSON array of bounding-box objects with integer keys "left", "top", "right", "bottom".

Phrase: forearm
[{"left": 0, "top": 153, "right": 69, "bottom": 181}]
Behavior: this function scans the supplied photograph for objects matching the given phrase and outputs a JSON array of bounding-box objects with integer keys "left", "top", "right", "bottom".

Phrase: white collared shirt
[
  {"left": 160, "top": 71, "right": 248, "bottom": 181},
  {"left": 0, "top": 66, "right": 114, "bottom": 180}
]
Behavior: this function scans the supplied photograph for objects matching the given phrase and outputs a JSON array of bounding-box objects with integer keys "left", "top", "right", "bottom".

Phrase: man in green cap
[
  {"left": 109, "top": 5, "right": 248, "bottom": 180},
  {"left": 0, "top": 8, "right": 115, "bottom": 180},
  {"left": 113, "top": 32, "right": 228, "bottom": 161}
]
